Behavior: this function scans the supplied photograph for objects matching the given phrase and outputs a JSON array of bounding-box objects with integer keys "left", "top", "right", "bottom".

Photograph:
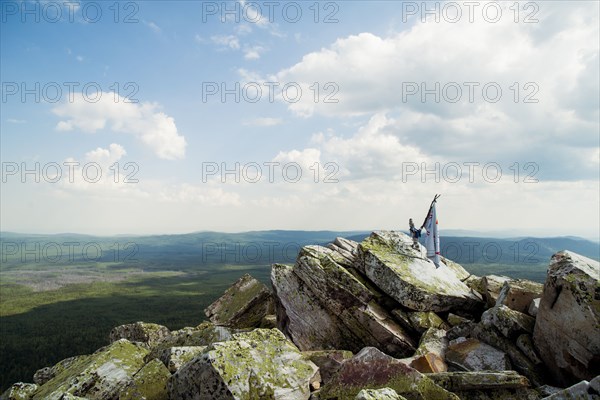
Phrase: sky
[{"left": 1, "top": 0, "right": 599, "bottom": 239}]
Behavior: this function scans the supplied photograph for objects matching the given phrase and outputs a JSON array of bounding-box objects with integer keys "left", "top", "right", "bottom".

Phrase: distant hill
[{"left": 1, "top": 230, "right": 597, "bottom": 269}]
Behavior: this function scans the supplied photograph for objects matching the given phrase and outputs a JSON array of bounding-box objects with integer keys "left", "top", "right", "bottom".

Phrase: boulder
[
  {"left": 445, "top": 338, "right": 511, "bottom": 371},
  {"left": 528, "top": 298, "right": 540, "bottom": 317},
  {"left": 591, "top": 375, "right": 600, "bottom": 392},
  {"left": 540, "top": 379, "right": 599, "bottom": 399},
  {"left": 409, "top": 353, "right": 447, "bottom": 374},
  {"left": 496, "top": 279, "right": 543, "bottom": 314},
  {"left": 471, "top": 323, "right": 543, "bottom": 387},
  {"left": 271, "top": 245, "right": 416, "bottom": 357},
  {"left": 118, "top": 358, "right": 170, "bottom": 400},
  {"left": 533, "top": 251, "right": 600, "bottom": 386},
  {"left": 414, "top": 328, "right": 448, "bottom": 359},
  {"left": 479, "top": 275, "right": 511, "bottom": 308},
  {"left": 271, "top": 263, "right": 355, "bottom": 351},
  {"left": 204, "top": 273, "right": 274, "bottom": 329},
  {"left": 407, "top": 311, "right": 450, "bottom": 333},
  {"left": 427, "top": 371, "right": 530, "bottom": 391},
  {"left": 481, "top": 305, "right": 535, "bottom": 339},
  {"left": 447, "top": 313, "right": 471, "bottom": 327},
  {"left": 326, "top": 237, "right": 359, "bottom": 267},
  {"left": 411, "top": 329, "right": 448, "bottom": 373},
  {"left": 0, "top": 383, "right": 38, "bottom": 400},
  {"left": 156, "top": 346, "right": 206, "bottom": 373},
  {"left": 302, "top": 350, "right": 353, "bottom": 384},
  {"left": 355, "top": 388, "right": 406, "bottom": 400},
  {"left": 319, "top": 347, "right": 459, "bottom": 400},
  {"left": 109, "top": 322, "right": 171, "bottom": 348},
  {"left": 356, "top": 231, "right": 483, "bottom": 313},
  {"left": 32, "top": 339, "right": 149, "bottom": 400},
  {"left": 33, "top": 357, "right": 83, "bottom": 386},
  {"left": 167, "top": 329, "right": 318, "bottom": 400},
  {"left": 146, "top": 322, "right": 233, "bottom": 362},
  {"left": 516, "top": 334, "right": 542, "bottom": 365}
]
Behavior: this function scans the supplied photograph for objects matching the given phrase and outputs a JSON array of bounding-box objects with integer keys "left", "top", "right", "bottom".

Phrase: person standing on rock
[{"left": 409, "top": 218, "right": 421, "bottom": 249}]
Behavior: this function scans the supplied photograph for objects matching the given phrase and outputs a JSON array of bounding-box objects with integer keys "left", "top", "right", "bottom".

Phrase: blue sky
[{"left": 1, "top": 0, "right": 599, "bottom": 238}]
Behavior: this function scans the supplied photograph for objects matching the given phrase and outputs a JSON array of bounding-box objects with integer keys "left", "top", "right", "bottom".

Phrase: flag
[{"left": 424, "top": 202, "right": 440, "bottom": 268}]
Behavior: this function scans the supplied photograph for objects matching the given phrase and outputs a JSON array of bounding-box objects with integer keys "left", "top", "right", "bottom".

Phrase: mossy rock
[
  {"left": 168, "top": 328, "right": 318, "bottom": 400},
  {"left": 32, "top": 339, "right": 149, "bottom": 400},
  {"left": 0, "top": 383, "right": 38, "bottom": 400},
  {"left": 119, "top": 358, "right": 170, "bottom": 400}
]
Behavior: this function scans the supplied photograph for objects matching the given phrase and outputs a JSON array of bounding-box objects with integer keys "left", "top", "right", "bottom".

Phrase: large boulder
[
  {"left": 495, "top": 279, "right": 543, "bottom": 314},
  {"left": 167, "top": 329, "right": 318, "bottom": 400},
  {"left": 271, "top": 245, "right": 416, "bottom": 357},
  {"left": 319, "top": 347, "right": 459, "bottom": 400},
  {"left": 481, "top": 305, "right": 535, "bottom": 339},
  {"left": 533, "top": 251, "right": 600, "bottom": 386},
  {"left": 204, "top": 273, "right": 274, "bottom": 329},
  {"left": 109, "top": 322, "right": 171, "bottom": 348},
  {"left": 356, "top": 231, "right": 483, "bottom": 313},
  {"left": 32, "top": 339, "right": 149, "bottom": 400},
  {"left": 471, "top": 323, "right": 544, "bottom": 387},
  {"left": 445, "top": 338, "right": 511, "bottom": 371}
]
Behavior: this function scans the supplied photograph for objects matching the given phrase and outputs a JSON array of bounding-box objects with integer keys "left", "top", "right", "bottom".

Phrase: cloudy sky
[{"left": 1, "top": 0, "right": 599, "bottom": 238}]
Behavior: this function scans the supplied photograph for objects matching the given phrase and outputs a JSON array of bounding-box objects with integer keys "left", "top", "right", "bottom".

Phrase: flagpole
[{"left": 420, "top": 194, "right": 440, "bottom": 230}]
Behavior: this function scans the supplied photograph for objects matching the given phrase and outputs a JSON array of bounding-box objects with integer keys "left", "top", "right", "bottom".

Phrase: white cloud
[
  {"left": 272, "top": 1, "right": 599, "bottom": 181},
  {"left": 85, "top": 143, "right": 127, "bottom": 166},
  {"left": 53, "top": 94, "right": 187, "bottom": 160},
  {"left": 211, "top": 34, "right": 240, "bottom": 50},
  {"left": 244, "top": 45, "right": 266, "bottom": 60},
  {"left": 7, "top": 118, "right": 26, "bottom": 124}
]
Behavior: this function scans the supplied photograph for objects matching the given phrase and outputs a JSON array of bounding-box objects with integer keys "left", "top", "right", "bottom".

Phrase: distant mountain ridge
[{"left": 1, "top": 231, "right": 598, "bottom": 268}]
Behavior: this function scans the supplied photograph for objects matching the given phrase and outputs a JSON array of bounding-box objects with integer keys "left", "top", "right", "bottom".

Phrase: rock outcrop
[
  {"left": 271, "top": 244, "right": 415, "bottom": 357},
  {"left": 4, "top": 231, "right": 599, "bottom": 400},
  {"left": 204, "top": 273, "right": 274, "bottom": 329},
  {"left": 356, "top": 231, "right": 483, "bottom": 313},
  {"left": 32, "top": 339, "right": 149, "bottom": 399},
  {"left": 319, "top": 347, "right": 459, "bottom": 400},
  {"left": 167, "top": 329, "right": 318, "bottom": 400},
  {"left": 533, "top": 251, "right": 600, "bottom": 386}
]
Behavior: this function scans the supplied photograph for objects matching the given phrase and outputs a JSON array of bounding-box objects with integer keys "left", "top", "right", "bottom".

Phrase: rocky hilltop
[{"left": 2, "top": 231, "right": 599, "bottom": 400}]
